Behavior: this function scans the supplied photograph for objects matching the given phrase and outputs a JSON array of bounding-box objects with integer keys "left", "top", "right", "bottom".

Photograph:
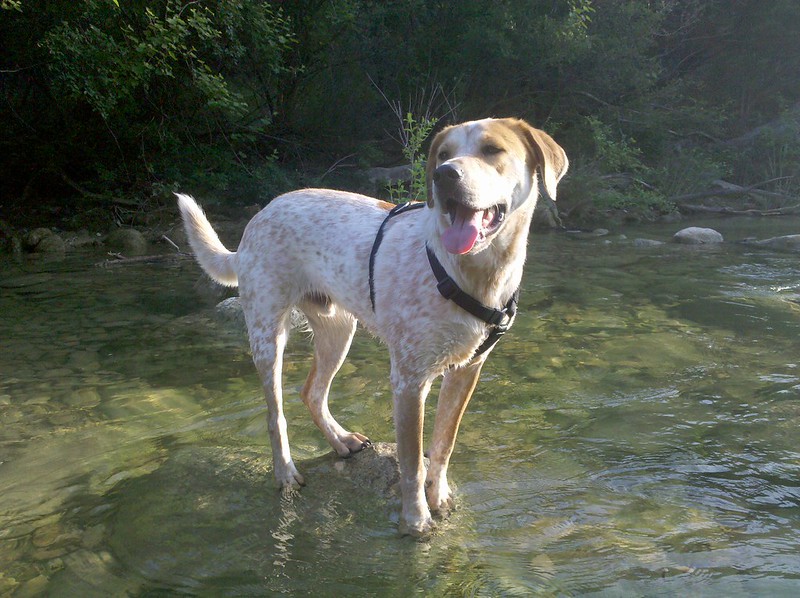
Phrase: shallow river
[{"left": 1, "top": 216, "right": 799, "bottom": 596}]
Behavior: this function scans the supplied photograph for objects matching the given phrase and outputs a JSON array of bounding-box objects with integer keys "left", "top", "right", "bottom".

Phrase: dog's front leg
[
  {"left": 426, "top": 359, "right": 485, "bottom": 514},
  {"left": 391, "top": 370, "right": 434, "bottom": 537}
]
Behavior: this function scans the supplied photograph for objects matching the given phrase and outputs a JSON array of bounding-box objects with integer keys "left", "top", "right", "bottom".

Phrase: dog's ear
[
  {"left": 514, "top": 120, "right": 569, "bottom": 201},
  {"left": 425, "top": 126, "right": 450, "bottom": 208}
]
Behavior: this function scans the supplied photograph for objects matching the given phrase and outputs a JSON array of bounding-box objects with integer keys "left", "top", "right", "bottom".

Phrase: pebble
[
  {"left": 15, "top": 574, "right": 48, "bottom": 598},
  {"left": 66, "top": 388, "right": 101, "bottom": 408}
]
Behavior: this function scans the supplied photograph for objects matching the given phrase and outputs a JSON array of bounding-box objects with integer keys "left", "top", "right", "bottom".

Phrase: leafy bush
[
  {"left": 2, "top": 0, "right": 294, "bottom": 208},
  {"left": 387, "top": 113, "right": 437, "bottom": 204},
  {"left": 1, "top": 0, "right": 799, "bottom": 225}
]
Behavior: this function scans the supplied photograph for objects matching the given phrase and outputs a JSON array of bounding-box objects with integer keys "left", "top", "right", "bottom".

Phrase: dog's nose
[{"left": 433, "top": 163, "right": 463, "bottom": 186}]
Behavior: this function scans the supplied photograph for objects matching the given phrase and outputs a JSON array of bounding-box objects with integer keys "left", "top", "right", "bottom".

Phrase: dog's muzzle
[{"left": 433, "top": 163, "right": 506, "bottom": 255}]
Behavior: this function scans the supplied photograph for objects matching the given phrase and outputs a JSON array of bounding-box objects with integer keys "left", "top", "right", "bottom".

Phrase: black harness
[{"left": 368, "top": 202, "right": 519, "bottom": 360}]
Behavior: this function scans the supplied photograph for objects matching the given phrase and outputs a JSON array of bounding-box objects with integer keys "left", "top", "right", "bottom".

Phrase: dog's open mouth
[{"left": 441, "top": 199, "right": 506, "bottom": 255}]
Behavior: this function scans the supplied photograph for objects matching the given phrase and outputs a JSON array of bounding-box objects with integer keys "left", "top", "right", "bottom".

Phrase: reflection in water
[
  {"left": 1, "top": 217, "right": 799, "bottom": 594},
  {"left": 271, "top": 493, "right": 300, "bottom": 575}
]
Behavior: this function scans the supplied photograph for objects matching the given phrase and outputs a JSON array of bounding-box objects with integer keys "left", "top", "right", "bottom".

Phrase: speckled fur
[{"left": 176, "top": 118, "right": 568, "bottom": 536}]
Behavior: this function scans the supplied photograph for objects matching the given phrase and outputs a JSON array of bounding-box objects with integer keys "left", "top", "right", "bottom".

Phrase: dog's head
[{"left": 426, "top": 118, "right": 568, "bottom": 255}]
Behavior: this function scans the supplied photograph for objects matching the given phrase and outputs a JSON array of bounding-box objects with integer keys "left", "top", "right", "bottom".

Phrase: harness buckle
[
  {"left": 486, "top": 310, "right": 510, "bottom": 328},
  {"left": 436, "top": 276, "right": 459, "bottom": 300}
]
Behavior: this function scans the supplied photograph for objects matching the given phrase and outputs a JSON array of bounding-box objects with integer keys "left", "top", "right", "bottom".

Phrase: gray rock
[
  {"left": 106, "top": 228, "right": 148, "bottom": 256},
  {"left": 24, "top": 227, "right": 54, "bottom": 250},
  {"left": 633, "top": 238, "right": 665, "bottom": 248},
  {"left": 214, "top": 296, "right": 247, "bottom": 332},
  {"left": 742, "top": 234, "right": 800, "bottom": 253},
  {"left": 23, "top": 227, "right": 66, "bottom": 256},
  {"left": 566, "top": 228, "right": 609, "bottom": 240},
  {"left": 673, "top": 227, "right": 723, "bottom": 244},
  {"left": 214, "top": 297, "right": 306, "bottom": 335},
  {"left": 33, "top": 234, "right": 66, "bottom": 255}
]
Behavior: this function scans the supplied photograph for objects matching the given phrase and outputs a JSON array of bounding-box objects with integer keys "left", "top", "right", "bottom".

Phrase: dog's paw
[
  {"left": 426, "top": 478, "right": 455, "bottom": 516},
  {"left": 399, "top": 514, "right": 435, "bottom": 538},
  {"left": 399, "top": 499, "right": 435, "bottom": 538},
  {"left": 332, "top": 432, "right": 372, "bottom": 458},
  {"left": 275, "top": 463, "right": 305, "bottom": 492}
]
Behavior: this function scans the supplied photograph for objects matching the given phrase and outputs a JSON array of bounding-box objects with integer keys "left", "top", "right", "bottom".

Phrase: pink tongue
[{"left": 442, "top": 207, "right": 484, "bottom": 254}]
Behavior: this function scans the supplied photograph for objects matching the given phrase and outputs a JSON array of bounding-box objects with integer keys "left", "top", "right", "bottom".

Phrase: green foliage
[
  {"left": 43, "top": 1, "right": 246, "bottom": 121},
  {"left": 1, "top": 0, "right": 799, "bottom": 224},
  {"left": 654, "top": 148, "right": 731, "bottom": 201},
  {"left": 1, "top": 0, "right": 294, "bottom": 210},
  {"left": 387, "top": 113, "right": 437, "bottom": 204},
  {"left": 585, "top": 116, "right": 645, "bottom": 175},
  {"left": 731, "top": 121, "right": 800, "bottom": 202}
]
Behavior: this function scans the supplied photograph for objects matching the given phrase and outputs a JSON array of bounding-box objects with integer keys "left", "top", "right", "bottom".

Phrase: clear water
[{"left": 1, "top": 218, "right": 799, "bottom": 596}]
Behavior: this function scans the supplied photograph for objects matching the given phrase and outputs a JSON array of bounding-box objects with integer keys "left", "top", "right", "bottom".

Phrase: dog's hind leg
[
  {"left": 249, "top": 311, "right": 305, "bottom": 490},
  {"left": 300, "top": 301, "right": 371, "bottom": 457}
]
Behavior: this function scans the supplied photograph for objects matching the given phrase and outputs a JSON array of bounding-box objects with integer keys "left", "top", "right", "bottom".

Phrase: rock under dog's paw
[{"left": 333, "top": 432, "right": 372, "bottom": 458}]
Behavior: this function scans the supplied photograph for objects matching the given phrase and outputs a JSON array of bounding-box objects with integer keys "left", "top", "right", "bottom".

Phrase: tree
[{"left": 1, "top": 0, "right": 294, "bottom": 207}]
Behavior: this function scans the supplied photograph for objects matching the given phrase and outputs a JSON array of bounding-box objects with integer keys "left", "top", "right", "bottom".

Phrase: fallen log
[
  {"left": 670, "top": 178, "right": 799, "bottom": 216},
  {"left": 677, "top": 203, "right": 800, "bottom": 216}
]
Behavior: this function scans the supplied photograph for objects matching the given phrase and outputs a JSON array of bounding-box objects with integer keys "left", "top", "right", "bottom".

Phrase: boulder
[
  {"left": 673, "top": 227, "right": 723, "bottom": 245},
  {"left": 23, "top": 227, "right": 66, "bottom": 256},
  {"left": 214, "top": 297, "right": 306, "bottom": 335},
  {"left": 106, "top": 228, "right": 148, "bottom": 256},
  {"left": 214, "top": 296, "right": 248, "bottom": 332},
  {"left": 34, "top": 234, "right": 66, "bottom": 256},
  {"left": 24, "top": 227, "right": 54, "bottom": 250}
]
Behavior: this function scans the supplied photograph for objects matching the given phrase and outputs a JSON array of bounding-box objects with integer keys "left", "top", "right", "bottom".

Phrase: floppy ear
[
  {"left": 515, "top": 120, "right": 568, "bottom": 201},
  {"left": 425, "top": 126, "right": 450, "bottom": 208}
]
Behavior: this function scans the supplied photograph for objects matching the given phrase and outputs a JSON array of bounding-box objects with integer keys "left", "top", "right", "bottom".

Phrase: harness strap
[
  {"left": 368, "top": 200, "right": 519, "bottom": 360},
  {"left": 369, "top": 202, "right": 425, "bottom": 310},
  {"left": 425, "top": 244, "right": 519, "bottom": 359}
]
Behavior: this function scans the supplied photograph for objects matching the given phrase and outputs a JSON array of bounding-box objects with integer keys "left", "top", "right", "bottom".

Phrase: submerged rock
[
  {"left": 741, "top": 234, "right": 800, "bottom": 253},
  {"left": 633, "top": 238, "right": 665, "bottom": 248},
  {"left": 109, "top": 443, "right": 410, "bottom": 587},
  {"left": 565, "top": 228, "right": 609, "bottom": 240},
  {"left": 673, "top": 227, "right": 723, "bottom": 244}
]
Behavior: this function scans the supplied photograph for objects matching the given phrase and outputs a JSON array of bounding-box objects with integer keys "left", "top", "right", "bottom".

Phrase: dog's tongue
[{"left": 441, "top": 206, "right": 485, "bottom": 254}]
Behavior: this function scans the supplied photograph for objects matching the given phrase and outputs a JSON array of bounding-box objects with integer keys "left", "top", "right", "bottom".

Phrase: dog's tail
[{"left": 176, "top": 193, "right": 238, "bottom": 287}]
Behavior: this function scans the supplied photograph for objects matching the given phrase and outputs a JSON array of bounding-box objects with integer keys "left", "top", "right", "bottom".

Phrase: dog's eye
[
  {"left": 437, "top": 150, "right": 450, "bottom": 161},
  {"left": 482, "top": 145, "right": 503, "bottom": 156}
]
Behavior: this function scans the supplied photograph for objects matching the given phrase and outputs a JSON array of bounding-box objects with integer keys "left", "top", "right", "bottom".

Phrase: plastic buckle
[{"left": 489, "top": 308, "right": 513, "bottom": 328}]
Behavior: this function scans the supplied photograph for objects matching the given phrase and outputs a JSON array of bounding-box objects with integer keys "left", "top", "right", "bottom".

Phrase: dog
[{"left": 177, "top": 117, "right": 568, "bottom": 536}]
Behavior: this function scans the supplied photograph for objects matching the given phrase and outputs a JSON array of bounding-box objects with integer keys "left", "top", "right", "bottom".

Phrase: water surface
[{"left": 1, "top": 217, "right": 799, "bottom": 595}]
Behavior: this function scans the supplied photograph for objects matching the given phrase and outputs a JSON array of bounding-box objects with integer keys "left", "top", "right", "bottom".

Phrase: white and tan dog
[{"left": 177, "top": 117, "right": 567, "bottom": 536}]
